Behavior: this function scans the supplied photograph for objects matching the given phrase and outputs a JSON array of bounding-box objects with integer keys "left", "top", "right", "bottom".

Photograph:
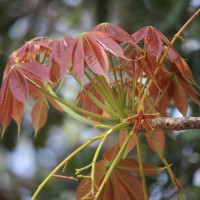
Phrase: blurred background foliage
[{"left": 0, "top": 0, "right": 200, "bottom": 199}]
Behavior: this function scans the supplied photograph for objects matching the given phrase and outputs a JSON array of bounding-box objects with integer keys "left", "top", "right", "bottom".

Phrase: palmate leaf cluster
[{"left": 0, "top": 12, "right": 200, "bottom": 200}]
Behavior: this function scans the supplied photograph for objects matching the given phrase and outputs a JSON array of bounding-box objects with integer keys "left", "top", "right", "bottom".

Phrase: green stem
[
  {"left": 131, "top": 73, "right": 137, "bottom": 114},
  {"left": 85, "top": 71, "right": 118, "bottom": 113},
  {"left": 26, "top": 77, "right": 118, "bottom": 123},
  {"left": 71, "top": 70, "right": 119, "bottom": 118},
  {"left": 31, "top": 138, "right": 100, "bottom": 200},
  {"left": 90, "top": 122, "right": 129, "bottom": 196},
  {"left": 98, "top": 75, "right": 125, "bottom": 118},
  {"left": 91, "top": 131, "right": 110, "bottom": 195},
  {"left": 109, "top": 54, "right": 123, "bottom": 103},
  {"left": 94, "top": 129, "right": 134, "bottom": 199},
  {"left": 147, "top": 132, "right": 183, "bottom": 200},
  {"left": 136, "top": 134, "right": 148, "bottom": 200}
]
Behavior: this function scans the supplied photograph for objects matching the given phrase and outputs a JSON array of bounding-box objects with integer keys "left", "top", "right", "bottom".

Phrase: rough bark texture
[{"left": 150, "top": 117, "right": 200, "bottom": 131}]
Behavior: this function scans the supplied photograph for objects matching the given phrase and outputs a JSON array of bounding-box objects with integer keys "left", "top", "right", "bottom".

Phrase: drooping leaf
[
  {"left": 145, "top": 131, "right": 165, "bottom": 152},
  {"left": 31, "top": 97, "right": 48, "bottom": 136},
  {"left": 12, "top": 98, "right": 24, "bottom": 137},
  {"left": 19, "top": 61, "right": 50, "bottom": 82},
  {"left": 0, "top": 77, "right": 13, "bottom": 137},
  {"left": 9, "top": 68, "right": 29, "bottom": 103},
  {"left": 117, "top": 158, "right": 165, "bottom": 175},
  {"left": 93, "top": 23, "right": 134, "bottom": 44},
  {"left": 76, "top": 81, "right": 104, "bottom": 121},
  {"left": 114, "top": 169, "right": 145, "bottom": 200},
  {"left": 103, "top": 142, "right": 119, "bottom": 162},
  {"left": 88, "top": 32, "right": 125, "bottom": 58},
  {"left": 60, "top": 36, "right": 75, "bottom": 80},
  {"left": 83, "top": 35, "right": 109, "bottom": 77},
  {"left": 47, "top": 96, "right": 65, "bottom": 112},
  {"left": 132, "top": 26, "right": 164, "bottom": 61},
  {"left": 72, "top": 37, "right": 85, "bottom": 81},
  {"left": 173, "top": 77, "right": 188, "bottom": 116},
  {"left": 119, "top": 130, "right": 136, "bottom": 155},
  {"left": 147, "top": 27, "right": 163, "bottom": 61},
  {"left": 77, "top": 144, "right": 164, "bottom": 200},
  {"left": 132, "top": 27, "right": 149, "bottom": 42},
  {"left": 50, "top": 36, "right": 74, "bottom": 81}
]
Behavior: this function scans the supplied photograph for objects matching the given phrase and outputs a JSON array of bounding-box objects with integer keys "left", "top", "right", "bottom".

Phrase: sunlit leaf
[
  {"left": 9, "top": 68, "right": 29, "bottom": 103},
  {"left": 89, "top": 32, "right": 125, "bottom": 58},
  {"left": 0, "top": 77, "right": 13, "bottom": 136},
  {"left": 19, "top": 61, "right": 49, "bottom": 82}
]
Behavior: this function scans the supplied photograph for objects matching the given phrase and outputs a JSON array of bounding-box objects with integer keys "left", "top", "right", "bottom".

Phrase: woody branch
[{"left": 149, "top": 117, "right": 200, "bottom": 131}]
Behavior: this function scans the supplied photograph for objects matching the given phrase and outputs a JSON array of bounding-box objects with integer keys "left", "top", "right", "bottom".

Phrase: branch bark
[{"left": 150, "top": 117, "right": 200, "bottom": 131}]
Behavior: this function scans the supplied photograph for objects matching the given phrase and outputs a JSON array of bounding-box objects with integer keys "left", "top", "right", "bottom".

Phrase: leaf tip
[{"left": 1, "top": 129, "right": 6, "bottom": 140}]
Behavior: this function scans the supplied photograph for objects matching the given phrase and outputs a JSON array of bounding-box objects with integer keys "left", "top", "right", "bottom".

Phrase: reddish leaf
[
  {"left": 76, "top": 144, "right": 164, "bottom": 200},
  {"left": 12, "top": 98, "right": 24, "bottom": 130},
  {"left": 132, "top": 26, "right": 163, "bottom": 61},
  {"left": 179, "top": 78, "right": 200, "bottom": 105},
  {"left": 61, "top": 36, "right": 74, "bottom": 79},
  {"left": 76, "top": 81, "right": 104, "bottom": 120},
  {"left": 132, "top": 27, "right": 149, "bottom": 42},
  {"left": 50, "top": 36, "right": 74, "bottom": 81},
  {"left": 103, "top": 142, "right": 119, "bottom": 162},
  {"left": 119, "top": 130, "right": 136, "bottom": 155},
  {"left": 31, "top": 98, "right": 48, "bottom": 135},
  {"left": 19, "top": 61, "right": 49, "bottom": 82},
  {"left": 9, "top": 68, "right": 29, "bottom": 103},
  {"left": 89, "top": 32, "right": 125, "bottom": 58},
  {"left": 76, "top": 158, "right": 145, "bottom": 200},
  {"left": 110, "top": 171, "right": 135, "bottom": 200},
  {"left": 47, "top": 96, "right": 65, "bottom": 112},
  {"left": 72, "top": 38, "right": 85, "bottom": 81},
  {"left": 147, "top": 27, "right": 163, "bottom": 60},
  {"left": 83, "top": 36, "right": 109, "bottom": 77},
  {"left": 76, "top": 160, "right": 106, "bottom": 200},
  {"left": 0, "top": 77, "right": 13, "bottom": 135},
  {"left": 115, "top": 170, "right": 145, "bottom": 200},
  {"left": 173, "top": 78, "right": 188, "bottom": 116},
  {"left": 93, "top": 23, "right": 134, "bottom": 44},
  {"left": 117, "top": 159, "right": 164, "bottom": 175},
  {"left": 145, "top": 131, "right": 165, "bottom": 152}
]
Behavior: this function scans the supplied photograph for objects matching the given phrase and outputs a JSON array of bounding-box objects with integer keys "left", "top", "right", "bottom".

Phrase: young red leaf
[
  {"left": 76, "top": 160, "right": 106, "bottom": 200},
  {"left": 110, "top": 172, "right": 136, "bottom": 200},
  {"left": 117, "top": 159, "right": 164, "bottom": 175},
  {"left": 179, "top": 78, "right": 200, "bottom": 105},
  {"left": 119, "top": 130, "right": 136, "bottom": 155},
  {"left": 147, "top": 27, "right": 163, "bottom": 61},
  {"left": 60, "top": 36, "right": 75, "bottom": 80},
  {"left": 103, "top": 142, "right": 119, "bottom": 162},
  {"left": 83, "top": 36, "right": 109, "bottom": 77},
  {"left": 115, "top": 170, "right": 145, "bottom": 200},
  {"left": 132, "top": 26, "right": 149, "bottom": 42},
  {"left": 19, "top": 61, "right": 49, "bottom": 82},
  {"left": 173, "top": 77, "right": 188, "bottom": 116},
  {"left": 9, "top": 68, "right": 29, "bottom": 103},
  {"left": 50, "top": 36, "right": 74, "bottom": 81},
  {"left": 31, "top": 97, "right": 48, "bottom": 136},
  {"left": 88, "top": 32, "right": 125, "bottom": 58},
  {"left": 12, "top": 98, "right": 24, "bottom": 136},
  {"left": 93, "top": 23, "right": 134, "bottom": 44},
  {"left": 72, "top": 37, "right": 85, "bottom": 81},
  {"left": 145, "top": 131, "right": 165, "bottom": 152},
  {"left": 0, "top": 77, "right": 13, "bottom": 136}
]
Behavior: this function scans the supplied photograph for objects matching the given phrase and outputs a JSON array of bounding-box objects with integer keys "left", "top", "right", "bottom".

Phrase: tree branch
[{"left": 150, "top": 117, "right": 200, "bottom": 131}]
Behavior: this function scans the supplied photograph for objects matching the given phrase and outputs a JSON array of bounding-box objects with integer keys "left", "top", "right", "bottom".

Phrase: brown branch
[{"left": 150, "top": 117, "right": 200, "bottom": 131}]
